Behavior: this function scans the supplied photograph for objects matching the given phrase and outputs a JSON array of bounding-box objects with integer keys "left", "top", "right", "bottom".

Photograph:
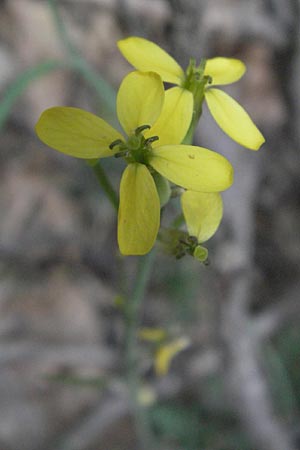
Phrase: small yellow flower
[
  {"left": 158, "top": 192, "right": 223, "bottom": 261},
  {"left": 138, "top": 327, "right": 167, "bottom": 343},
  {"left": 35, "top": 71, "right": 233, "bottom": 255},
  {"left": 155, "top": 337, "right": 190, "bottom": 376},
  {"left": 181, "top": 191, "right": 223, "bottom": 243},
  {"left": 118, "top": 37, "right": 265, "bottom": 150},
  {"left": 181, "top": 191, "right": 223, "bottom": 261}
]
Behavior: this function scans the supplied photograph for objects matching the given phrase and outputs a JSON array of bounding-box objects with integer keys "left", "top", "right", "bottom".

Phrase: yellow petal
[
  {"left": 117, "top": 71, "right": 164, "bottom": 136},
  {"left": 139, "top": 328, "right": 167, "bottom": 342},
  {"left": 118, "top": 163, "right": 160, "bottom": 255},
  {"left": 205, "top": 57, "right": 246, "bottom": 85},
  {"left": 145, "top": 87, "right": 193, "bottom": 146},
  {"left": 155, "top": 337, "right": 189, "bottom": 376},
  {"left": 117, "top": 36, "right": 184, "bottom": 85},
  {"left": 205, "top": 88, "right": 265, "bottom": 150},
  {"left": 181, "top": 191, "right": 223, "bottom": 243},
  {"left": 149, "top": 145, "right": 234, "bottom": 192},
  {"left": 35, "top": 107, "right": 123, "bottom": 159}
]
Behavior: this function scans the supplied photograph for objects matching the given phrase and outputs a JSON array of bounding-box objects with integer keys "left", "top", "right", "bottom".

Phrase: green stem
[
  {"left": 0, "top": 60, "right": 64, "bottom": 130},
  {"left": 91, "top": 161, "right": 119, "bottom": 211},
  {"left": 182, "top": 95, "right": 204, "bottom": 145},
  {"left": 47, "top": 0, "right": 77, "bottom": 57},
  {"left": 47, "top": 0, "right": 116, "bottom": 120},
  {"left": 182, "top": 103, "right": 202, "bottom": 144},
  {"left": 71, "top": 58, "right": 116, "bottom": 118},
  {"left": 125, "top": 251, "right": 156, "bottom": 450},
  {"left": 182, "top": 58, "right": 207, "bottom": 144},
  {"left": 0, "top": 1, "right": 116, "bottom": 133},
  {"left": 171, "top": 213, "right": 185, "bottom": 229}
]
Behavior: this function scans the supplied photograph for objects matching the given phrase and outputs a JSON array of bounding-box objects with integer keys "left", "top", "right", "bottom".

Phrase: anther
[
  {"left": 109, "top": 139, "right": 123, "bottom": 150},
  {"left": 135, "top": 124, "right": 151, "bottom": 135},
  {"left": 187, "top": 235, "right": 198, "bottom": 246},
  {"left": 145, "top": 136, "right": 159, "bottom": 145},
  {"left": 179, "top": 239, "right": 189, "bottom": 248},
  {"left": 114, "top": 150, "right": 128, "bottom": 158}
]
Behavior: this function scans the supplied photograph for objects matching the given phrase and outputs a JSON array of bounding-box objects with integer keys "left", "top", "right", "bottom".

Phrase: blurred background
[{"left": 0, "top": 0, "right": 300, "bottom": 449}]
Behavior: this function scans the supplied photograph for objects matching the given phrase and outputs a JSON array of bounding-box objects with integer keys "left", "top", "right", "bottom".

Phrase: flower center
[
  {"left": 109, "top": 124, "right": 159, "bottom": 165},
  {"left": 158, "top": 229, "right": 208, "bottom": 263}
]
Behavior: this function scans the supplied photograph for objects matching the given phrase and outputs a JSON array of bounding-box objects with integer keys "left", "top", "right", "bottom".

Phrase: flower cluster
[
  {"left": 118, "top": 37, "right": 265, "bottom": 150},
  {"left": 35, "top": 36, "right": 264, "bottom": 258}
]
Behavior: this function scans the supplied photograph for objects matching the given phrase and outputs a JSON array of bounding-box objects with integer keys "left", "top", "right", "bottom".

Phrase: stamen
[
  {"left": 188, "top": 236, "right": 198, "bottom": 246},
  {"left": 145, "top": 136, "right": 159, "bottom": 145},
  {"left": 109, "top": 139, "right": 123, "bottom": 150},
  {"left": 179, "top": 239, "right": 189, "bottom": 247},
  {"left": 135, "top": 124, "right": 151, "bottom": 135},
  {"left": 114, "top": 150, "right": 128, "bottom": 158},
  {"left": 178, "top": 235, "right": 199, "bottom": 256}
]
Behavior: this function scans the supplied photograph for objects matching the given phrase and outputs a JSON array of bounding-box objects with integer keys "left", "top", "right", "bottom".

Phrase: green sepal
[
  {"left": 152, "top": 172, "right": 171, "bottom": 207},
  {"left": 193, "top": 245, "right": 208, "bottom": 262}
]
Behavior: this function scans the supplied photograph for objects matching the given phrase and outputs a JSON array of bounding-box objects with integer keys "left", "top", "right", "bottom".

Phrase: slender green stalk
[
  {"left": 182, "top": 58, "right": 207, "bottom": 144},
  {"left": 47, "top": 3, "right": 155, "bottom": 449},
  {"left": 48, "top": 0, "right": 119, "bottom": 213},
  {"left": 47, "top": 0, "right": 116, "bottom": 119},
  {"left": 171, "top": 212, "right": 185, "bottom": 229},
  {"left": 71, "top": 58, "right": 117, "bottom": 119},
  {"left": 0, "top": 60, "right": 64, "bottom": 129},
  {"left": 47, "top": 0, "right": 76, "bottom": 56},
  {"left": 125, "top": 251, "right": 156, "bottom": 450},
  {"left": 182, "top": 113, "right": 200, "bottom": 144},
  {"left": 92, "top": 161, "right": 119, "bottom": 211},
  {"left": 182, "top": 90, "right": 204, "bottom": 145}
]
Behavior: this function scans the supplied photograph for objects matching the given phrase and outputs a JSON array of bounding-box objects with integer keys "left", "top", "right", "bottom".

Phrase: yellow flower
[
  {"left": 35, "top": 71, "right": 233, "bottom": 256},
  {"left": 155, "top": 337, "right": 190, "bottom": 376},
  {"left": 181, "top": 190, "right": 223, "bottom": 243},
  {"left": 118, "top": 36, "right": 265, "bottom": 150},
  {"left": 158, "top": 192, "right": 223, "bottom": 261},
  {"left": 181, "top": 191, "right": 223, "bottom": 261},
  {"left": 138, "top": 327, "right": 167, "bottom": 342}
]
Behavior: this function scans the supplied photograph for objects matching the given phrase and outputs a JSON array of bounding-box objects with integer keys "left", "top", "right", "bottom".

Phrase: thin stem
[
  {"left": 47, "top": 4, "right": 153, "bottom": 449},
  {"left": 0, "top": 60, "right": 64, "bottom": 130},
  {"left": 47, "top": 0, "right": 118, "bottom": 210},
  {"left": 91, "top": 161, "right": 119, "bottom": 211},
  {"left": 72, "top": 58, "right": 117, "bottom": 119},
  {"left": 47, "top": 0, "right": 116, "bottom": 119},
  {"left": 125, "top": 251, "right": 156, "bottom": 450},
  {"left": 182, "top": 59, "right": 207, "bottom": 145},
  {"left": 47, "top": 0, "right": 77, "bottom": 57},
  {"left": 182, "top": 95, "right": 204, "bottom": 144},
  {"left": 171, "top": 212, "right": 185, "bottom": 229},
  {"left": 182, "top": 113, "right": 200, "bottom": 144}
]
